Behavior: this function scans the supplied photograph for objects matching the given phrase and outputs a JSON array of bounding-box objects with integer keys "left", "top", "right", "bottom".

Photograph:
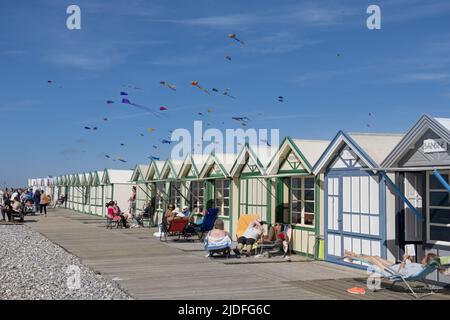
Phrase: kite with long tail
[
  {"left": 121, "top": 98, "right": 167, "bottom": 118},
  {"left": 191, "top": 81, "right": 210, "bottom": 95}
]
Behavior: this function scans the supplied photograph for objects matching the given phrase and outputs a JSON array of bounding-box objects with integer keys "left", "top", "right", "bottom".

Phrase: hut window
[
  {"left": 155, "top": 182, "right": 165, "bottom": 210},
  {"left": 190, "top": 180, "right": 204, "bottom": 210},
  {"left": 169, "top": 182, "right": 182, "bottom": 207},
  {"left": 291, "top": 177, "right": 315, "bottom": 226},
  {"left": 215, "top": 179, "right": 230, "bottom": 216},
  {"left": 428, "top": 170, "right": 450, "bottom": 243}
]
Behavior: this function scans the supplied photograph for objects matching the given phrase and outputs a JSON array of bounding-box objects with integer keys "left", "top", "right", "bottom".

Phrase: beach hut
[
  {"left": 229, "top": 144, "right": 278, "bottom": 238},
  {"left": 176, "top": 153, "right": 209, "bottom": 224},
  {"left": 145, "top": 160, "right": 166, "bottom": 224},
  {"left": 81, "top": 173, "right": 91, "bottom": 214},
  {"left": 381, "top": 114, "right": 450, "bottom": 284},
  {"left": 198, "top": 152, "right": 237, "bottom": 234},
  {"left": 88, "top": 170, "right": 105, "bottom": 216},
  {"left": 101, "top": 169, "right": 133, "bottom": 212},
  {"left": 68, "top": 174, "right": 77, "bottom": 210},
  {"left": 159, "top": 159, "right": 184, "bottom": 208},
  {"left": 130, "top": 164, "right": 150, "bottom": 216},
  {"left": 312, "top": 132, "right": 404, "bottom": 267},
  {"left": 265, "top": 137, "right": 330, "bottom": 257}
]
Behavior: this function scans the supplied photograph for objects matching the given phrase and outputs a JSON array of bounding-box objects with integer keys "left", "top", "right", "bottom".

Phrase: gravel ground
[{"left": 0, "top": 224, "right": 133, "bottom": 300}]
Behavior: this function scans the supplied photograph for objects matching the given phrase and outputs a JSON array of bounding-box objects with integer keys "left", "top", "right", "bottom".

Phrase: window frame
[
  {"left": 290, "top": 176, "right": 315, "bottom": 227},
  {"left": 427, "top": 170, "right": 450, "bottom": 245},
  {"left": 214, "top": 178, "right": 230, "bottom": 217}
]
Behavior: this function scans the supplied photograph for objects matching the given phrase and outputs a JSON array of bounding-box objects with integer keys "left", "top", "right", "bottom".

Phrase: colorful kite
[
  {"left": 228, "top": 33, "right": 244, "bottom": 44},
  {"left": 223, "top": 88, "right": 236, "bottom": 99},
  {"left": 121, "top": 98, "right": 166, "bottom": 118},
  {"left": 159, "top": 106, "right": 168, "bottom": 111},
  {"left": 191, "top": 81, "right": 210, "bottom": 95},
  {"left": 160, "top": 81, "right": 176, "bottom": 91},
  {"left": 147, "top": 127, "right": 156, "bottom": 132}
]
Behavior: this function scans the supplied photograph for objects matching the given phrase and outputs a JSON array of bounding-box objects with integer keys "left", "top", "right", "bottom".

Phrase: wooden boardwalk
[{"left": 24, "top": 209, "right": 450, "bottom": 300}]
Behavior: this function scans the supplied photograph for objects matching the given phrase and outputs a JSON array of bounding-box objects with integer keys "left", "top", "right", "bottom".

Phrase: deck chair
[
  {"left": 185, "top": 208, "right": 219, "bottom": 240},
  {"left": 235, "top": 214, "right": 261, "bottom": 255},
  {"left": 256, "top": 224, "right": 292, "bottom": 258},
  {"left": 106, "top": 215, "right": 122, "bottom": 229},
  {"left": 348, "top": 256, "right": 443, "bottom": 298},
  {"left": 204, "top": 233, "right": 232, "bottom": 258},
  {"left": 160, "top": 217, "right": 189, "bottom": 242}
]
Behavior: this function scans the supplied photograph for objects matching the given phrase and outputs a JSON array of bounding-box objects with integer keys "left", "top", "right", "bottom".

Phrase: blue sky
[{"left": 1, "top": 0, "right": 450, "bottom": 187}]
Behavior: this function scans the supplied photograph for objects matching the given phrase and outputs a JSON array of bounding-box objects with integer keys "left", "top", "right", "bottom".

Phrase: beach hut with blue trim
[
  {"left": 312, "top": 131, "right": 404, "bottom": 268},
  {"left": 381, "top": 114, "right": 450, "bottom": 284}
]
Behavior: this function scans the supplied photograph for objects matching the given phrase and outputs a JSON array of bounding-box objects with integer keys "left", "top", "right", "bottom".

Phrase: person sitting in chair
[
  {"left": 204, "top": 219, "right": 232, "bottom": 257},
  {"left": 344, "top": 250, "right": 442, "bottom": 277},
  {"left": 233, "top": 219, "right": 265, "bottom": 257}
]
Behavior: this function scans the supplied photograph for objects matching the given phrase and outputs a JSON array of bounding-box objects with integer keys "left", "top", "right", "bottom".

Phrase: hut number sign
[{"left": 423, "top": 139, "right": 447, "bottom": 153}]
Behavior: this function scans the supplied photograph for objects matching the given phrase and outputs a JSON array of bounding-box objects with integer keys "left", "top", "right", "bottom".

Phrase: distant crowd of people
[{"left": 0, "top": 188, "right": 55, "bottom": 222}]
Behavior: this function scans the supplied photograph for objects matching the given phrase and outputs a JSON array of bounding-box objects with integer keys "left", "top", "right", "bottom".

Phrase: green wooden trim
[
  {"left": 278, "top": 169, "right": 309, "bottom": 175},
  {"left": 239, "top": 172, "right": 262, "bottom": 178}
]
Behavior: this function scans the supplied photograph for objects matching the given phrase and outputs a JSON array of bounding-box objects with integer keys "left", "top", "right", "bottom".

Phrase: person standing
[
  {"left": 40, "top": 191, "right": 49, "bottom": 216},
  {"left": 33, "top": 189, "right": 41, "bottom": 213}
]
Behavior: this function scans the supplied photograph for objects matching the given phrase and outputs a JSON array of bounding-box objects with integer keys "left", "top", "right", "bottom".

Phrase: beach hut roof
[
  {"left": 131, "top": 164, "right": 150, "bottom": 182},
  {"left": 266, "top": 137, "right": 330, "bottom": 174},
  {"left": 102, "top": 169, "right": 133, "bottom": 184},
  {"left": 382, "top": 114, "right": 450, "bottom": 167},
  {"left": 146, "top": 160, "right": 166, "bottom": 180},
  {"left": 229, "top": 144, "right": 278, "bottom": 177},
  {"left": 178, "top": 153, "right": 209, "bottom": 178},
  {"left": 313, "top": 131, "right": 404, "bottom": 174}
]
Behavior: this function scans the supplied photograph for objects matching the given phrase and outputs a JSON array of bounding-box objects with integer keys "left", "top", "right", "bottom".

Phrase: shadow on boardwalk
[{"left": 25, "top": 209, "right": 450, "bottom": 300}]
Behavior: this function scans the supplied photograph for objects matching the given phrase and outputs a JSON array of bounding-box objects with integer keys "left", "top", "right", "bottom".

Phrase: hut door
[{"left": 404, "top": 172, "right": 423, "bottom": 242}]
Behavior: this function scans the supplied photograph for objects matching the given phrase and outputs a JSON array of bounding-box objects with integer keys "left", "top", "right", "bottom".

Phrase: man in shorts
[{"left": 233, "top": 219, "right": 265, "bottom": 257}]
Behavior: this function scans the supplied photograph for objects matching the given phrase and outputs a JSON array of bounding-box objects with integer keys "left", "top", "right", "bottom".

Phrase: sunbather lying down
[{"left": 344, "top": 250, "right": 441, "bottom": 277}]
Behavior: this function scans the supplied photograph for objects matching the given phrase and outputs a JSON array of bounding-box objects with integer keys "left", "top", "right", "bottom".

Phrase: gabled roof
[
  {"left": 266, "top": 137, "right": 330, "bottom": 174},
  {"left": 159, "top": 159, "right": 183, "bottom": 180},
  {"left": 146, "top": 160, "right": 166, "bottom": 181},
  {"left": 382, "top": 114, "right": 450, "bottom": 167},
  {"left": 80, "top": 173, "right": 90, "bottom": 186},
  {"left": 131, "top": 164, "right": 150, "bottom": 182},
  {"left": 312, "top": 131, "right": 404, "bottom": 175},
  {"left": 178, "top": 154, "right": 207, "bottom": 178},
  {"left": 102, "top": 169, "right": 133, "bottom": 184},
  {"left": 70, "top": 174, "right": 78, "bottom": 186},
  {"left": 229, "top": 144, "right": 278, "bottom": 177},
  {"left": 199, "top": 152, "right": 237, "bottom": 178}
]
